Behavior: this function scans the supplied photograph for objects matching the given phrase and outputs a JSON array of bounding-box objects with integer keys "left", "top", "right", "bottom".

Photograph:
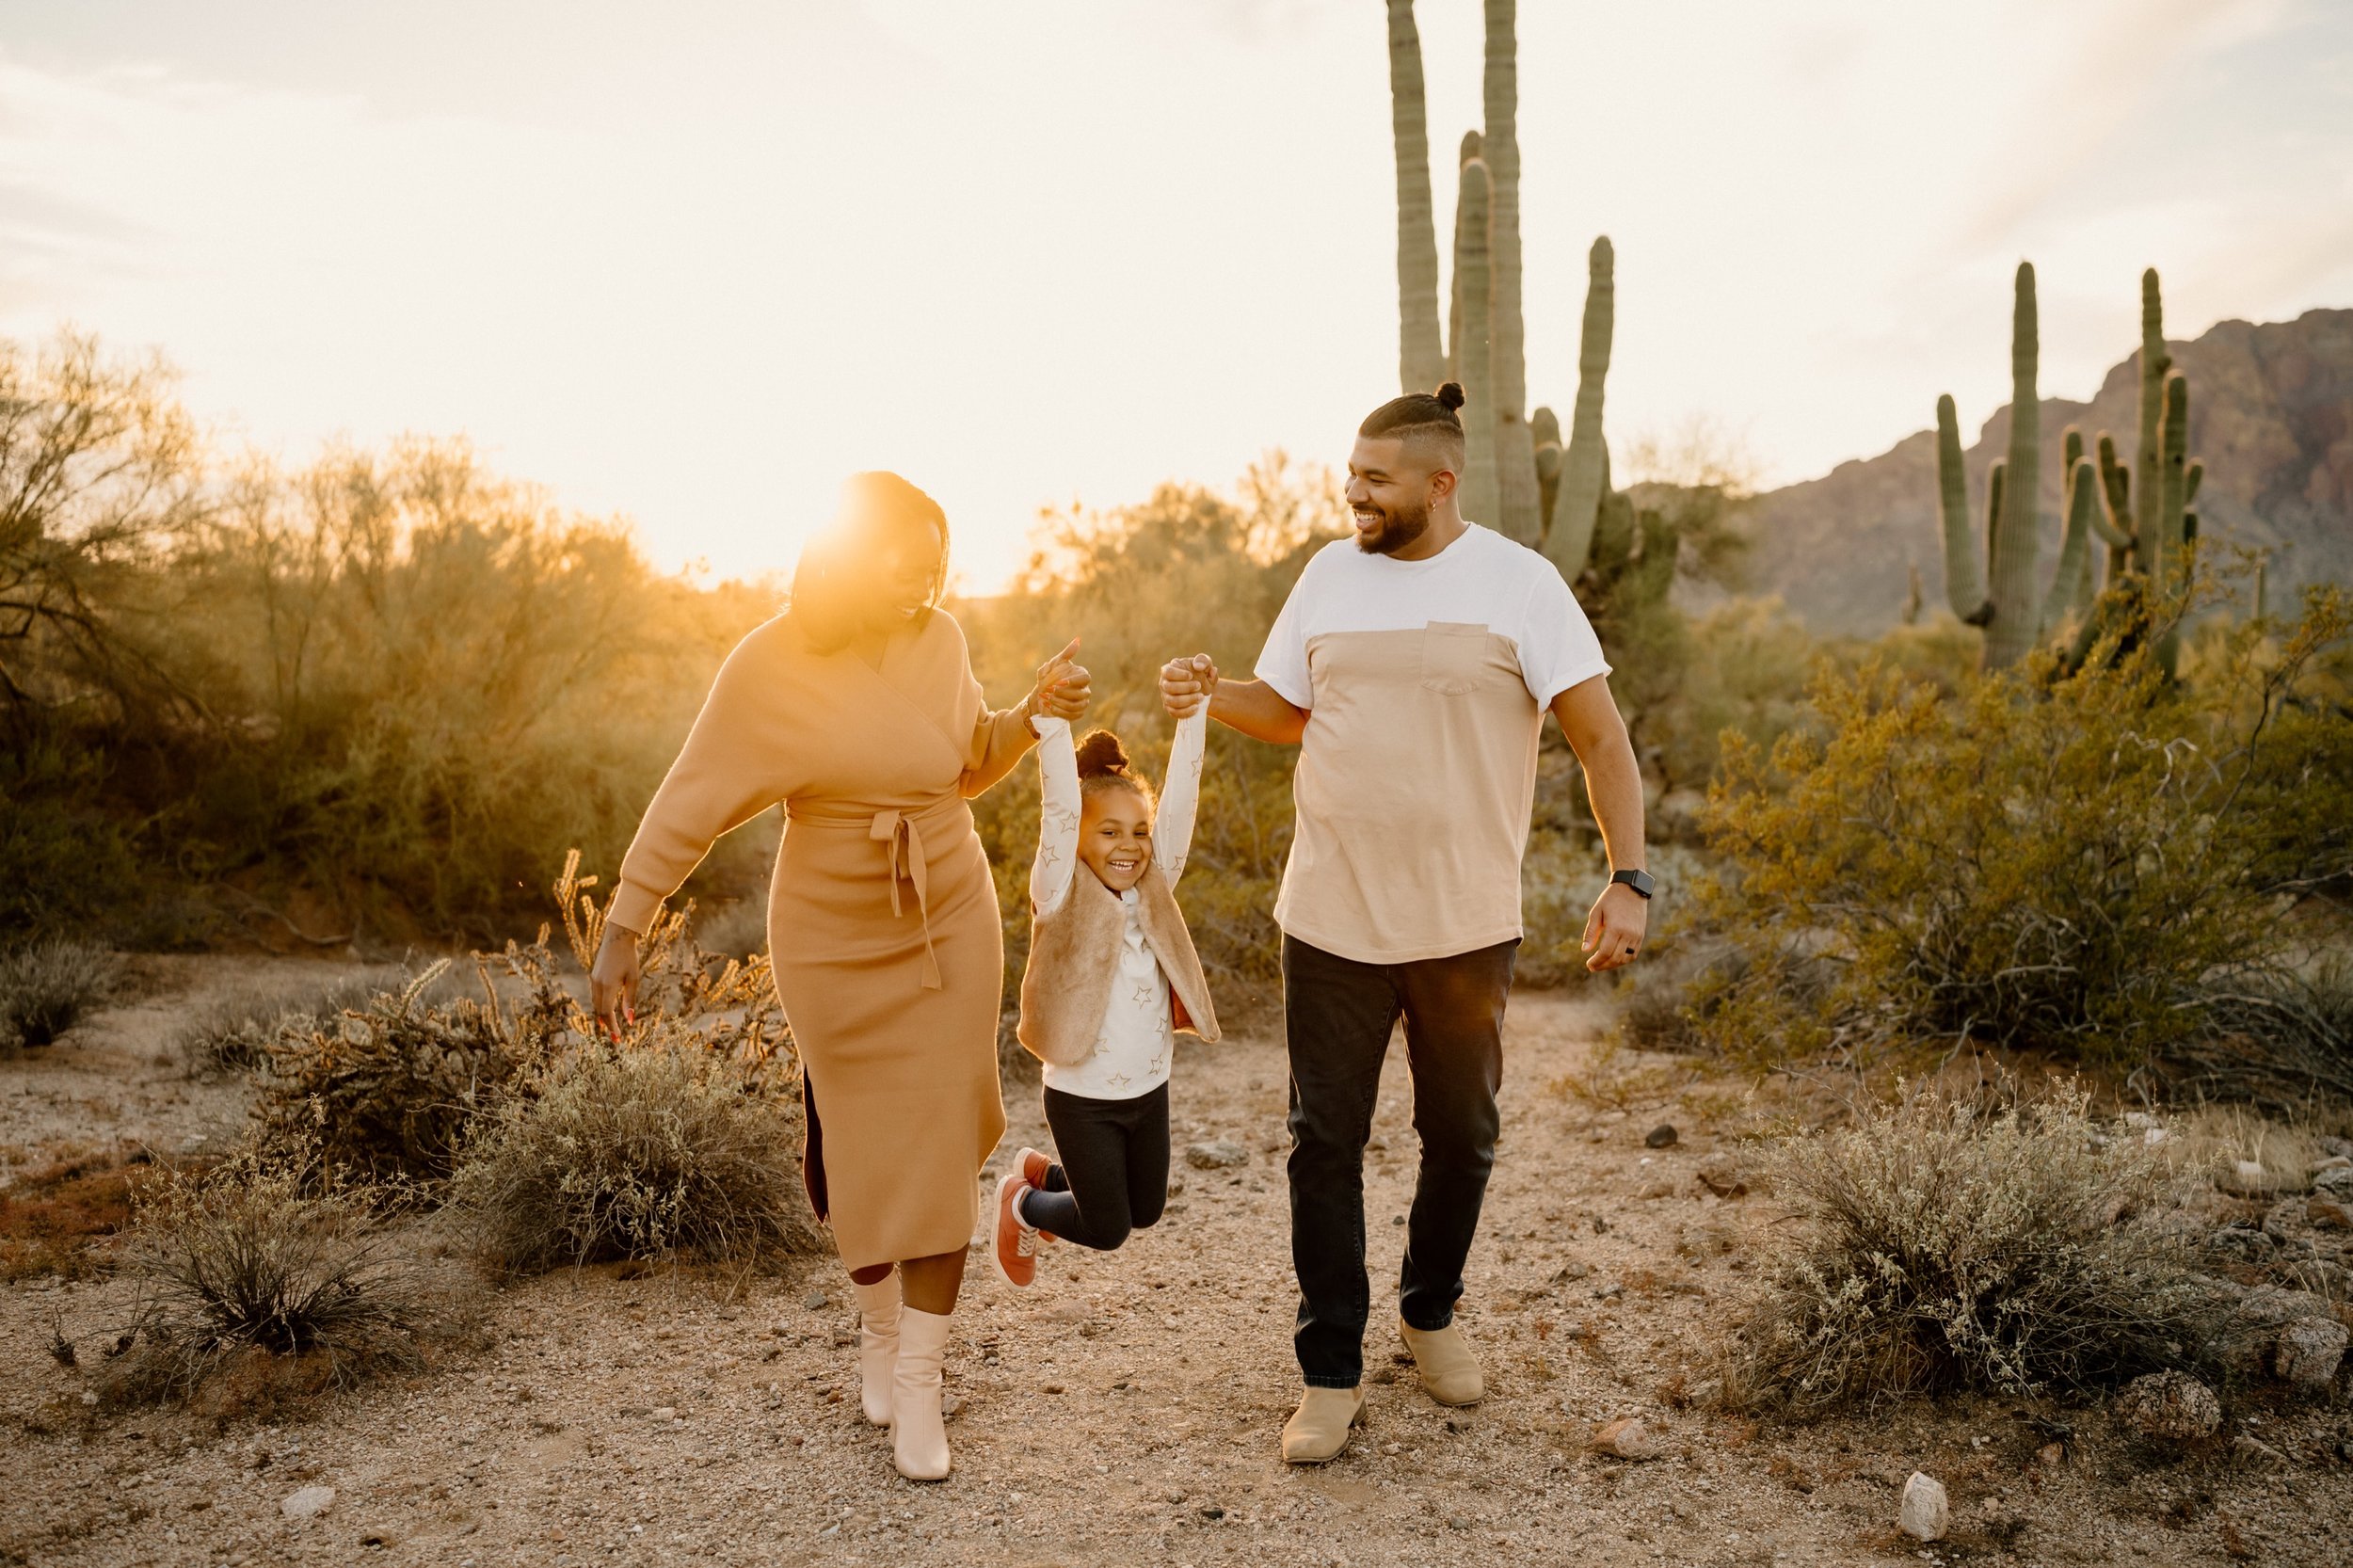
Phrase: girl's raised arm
[
  {"left": 1155, "top": 708, "right": 1208, "bottom": 888},
  {"left": 1029, "top": 714, "right": 1081, "bottom": 916}
]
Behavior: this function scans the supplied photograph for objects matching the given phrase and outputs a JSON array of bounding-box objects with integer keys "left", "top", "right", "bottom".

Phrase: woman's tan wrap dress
[{"left": 609, "top": 608, "right": 1035, "bottom": 1271}]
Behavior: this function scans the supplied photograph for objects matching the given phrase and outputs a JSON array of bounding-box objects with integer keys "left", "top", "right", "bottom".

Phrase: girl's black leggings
[{"left": 1022, "top": 1081, "right": 1170, "bottom": 1251}]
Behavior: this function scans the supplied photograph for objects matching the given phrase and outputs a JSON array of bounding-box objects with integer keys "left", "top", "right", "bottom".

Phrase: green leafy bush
[
  {"left": 1693, "top": 585, "right": 2353, "bottom": 1072},
  {"left": 0, "top": 938, "right": 120, "bottom": 1048},
  {"left": 1725, "top": 1086, "right": 2227, "bottom": 1413}
]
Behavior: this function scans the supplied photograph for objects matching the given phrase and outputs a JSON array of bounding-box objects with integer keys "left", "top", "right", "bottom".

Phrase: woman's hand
[
  {"left": 589, "top": 922, "right": 643, "bottom": 1039},
  {"left": 1580, "top": 883, "right": 1650, "bottom": 973},
  {"left": 1028, "top": 637, "right": 1092, "bottom": 722},
  {"left": 1160, "top": 653, "right": 1218, "bottom": 717}
]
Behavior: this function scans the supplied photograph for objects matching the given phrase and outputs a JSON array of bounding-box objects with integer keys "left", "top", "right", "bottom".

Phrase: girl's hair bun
[
  {"left": 1434, "top": 380, "right": 1466, "bottom": 412},
  {"left": 1074, "top": 728, "right": 1131, "bottom": 779}
]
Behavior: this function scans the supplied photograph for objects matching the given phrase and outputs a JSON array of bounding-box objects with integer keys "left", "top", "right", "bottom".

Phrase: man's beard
[{"left": 1353, "top": 499, "right": 1431, "bottom": 556}]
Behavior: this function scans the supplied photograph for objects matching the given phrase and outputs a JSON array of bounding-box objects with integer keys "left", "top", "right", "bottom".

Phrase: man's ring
[{"left": 1625, "top": 945, "right": 1636, "bottom": 955}]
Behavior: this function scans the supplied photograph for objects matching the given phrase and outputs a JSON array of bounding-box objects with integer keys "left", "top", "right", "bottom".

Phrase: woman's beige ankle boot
[
  {"left": 849, "top": 1272, "right": 902, "bottom": 1427},
  {"left": 890, "top": 1306, "right": 953, "bottom": 1480}
]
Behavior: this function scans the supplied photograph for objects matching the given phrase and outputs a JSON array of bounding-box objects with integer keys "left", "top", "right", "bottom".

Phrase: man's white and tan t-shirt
[{"left": 1256, "top": 523, "right": 1609, "bottom": 966}]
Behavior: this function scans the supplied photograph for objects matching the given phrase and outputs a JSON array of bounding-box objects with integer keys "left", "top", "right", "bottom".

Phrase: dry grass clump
[
  {"left": 450, "top": 1032, "right": 820, "bottom": 1271},
  {"left": 1725, "top": 1084, "right": 2228, "bottom": 1415},
  {"left": 0, "top": 938, "right": 120, "bottom": 1048},
  {"left": 96, "top": 1146, "right": 464, "bottom": 1410}
]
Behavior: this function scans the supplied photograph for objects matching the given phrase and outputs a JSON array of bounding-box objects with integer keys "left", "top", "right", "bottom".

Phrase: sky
[{"left": 2, "top": 0, "right": 2348, "bottom": 590}]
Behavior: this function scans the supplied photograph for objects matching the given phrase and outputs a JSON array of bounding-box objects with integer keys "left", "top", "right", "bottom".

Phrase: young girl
[{"left": 992, "top": 693, "right": 1219, "bottom": 1287}]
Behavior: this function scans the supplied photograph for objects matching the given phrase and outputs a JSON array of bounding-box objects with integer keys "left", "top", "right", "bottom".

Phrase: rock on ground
[
  {"left": 2114, "top": 1370, "right": 2223, "bottom": 1442},
  {"left": 1899, "top": 1472, "right": 1949, "bottom": 1542},
  {"left": 2274, "top": 1318, "right": 2349, "bottom": 1391},
  {"left": 279, "top": 1485, "right": 335, "bottom": 1519},
  {"left": 1589, "top": 1416, "right": 1657, "bottom": 1460},
  {"left": 1183, "top": 1138, "right": 1249, "bottom": 1170}
]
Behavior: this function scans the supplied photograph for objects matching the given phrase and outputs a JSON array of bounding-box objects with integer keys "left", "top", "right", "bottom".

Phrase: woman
[{"left": 589, "top": 471, "right": 1088, "bottom": 1481}]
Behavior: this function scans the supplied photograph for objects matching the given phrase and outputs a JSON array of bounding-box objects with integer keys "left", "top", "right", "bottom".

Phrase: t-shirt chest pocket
[{"left": 1419, "top": 621, "right": 1492, "bottom": 695}]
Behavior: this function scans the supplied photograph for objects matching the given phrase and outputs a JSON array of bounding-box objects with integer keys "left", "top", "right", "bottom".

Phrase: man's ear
[{"left": 1427, "top": 465, "right": 1459, "bottom": 505}]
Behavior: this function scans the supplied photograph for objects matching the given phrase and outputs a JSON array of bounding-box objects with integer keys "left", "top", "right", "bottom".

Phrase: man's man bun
[{"left": 1434, "top": 380, "right": 1465, "bottom": 412}]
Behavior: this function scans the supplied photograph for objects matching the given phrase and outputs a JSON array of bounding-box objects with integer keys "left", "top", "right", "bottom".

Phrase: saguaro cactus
[
  {"left": 1985, "top": 262, "right": 2043, "bottom": 667},
  {"left": 1446, "top": 129, "right": 1482, "bottom": 388},
  {"left": 1385, "top": 0, "right": 1445, "bottom": 397},
  {"left": 2132, "top": 268, "right": 2169, "bottom": 570},
  {"left": 1482, "top": 0, "right": 1541, "bottom": 545},
  {"left": 1531, "top": 405, "right": 1562, "bottom": 532},
  {"left": 1452, "top": 159, "right": 1501, "bottom": 527},
  {"left": 1545, "top": 237, "right": 1615, "bottom": 578}
]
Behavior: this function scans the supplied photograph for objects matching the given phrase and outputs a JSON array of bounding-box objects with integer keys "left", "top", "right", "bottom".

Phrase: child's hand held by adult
[
  {"left": 1160, "top": 651, "right": 1218, "bottom": 717},
  {"left": 1030, "top": 637, "right": 1092, "bottom": 721}
]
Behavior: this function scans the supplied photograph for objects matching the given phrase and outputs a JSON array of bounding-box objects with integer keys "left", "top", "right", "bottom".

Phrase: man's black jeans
[{"left": 1283, "top": 933, "right": 1515, "bottom": 1389}]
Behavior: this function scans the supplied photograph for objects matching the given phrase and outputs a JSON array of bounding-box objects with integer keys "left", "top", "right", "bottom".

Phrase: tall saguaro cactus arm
[
  {"left": 1385, "top": 0, "right": 1445, "bottom": 396},
  {"left": 1481, "top": 0, "right": 1541, "bottom": 544},
  {"left": 1452, "top": 159, "right": 1501, "bottom": 527},
  {"left": 1981, "top": 262, "right": 2043, "bottom": 667},
  {"left": 2132, "top": 268, "right": 2169, "bottom": 557},
  {"left": 1935, "top": 393, "right": 1989, "bottom": 621},
  {"left": 1545, "top": 236, "right": 1615, "bottom": 576},
  {"left": 2040, "top": 457, "right": 2098, "bottom": 634}
]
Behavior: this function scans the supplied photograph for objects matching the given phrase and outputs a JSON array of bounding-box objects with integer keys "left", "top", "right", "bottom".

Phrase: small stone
[
  {"left": 280, "top": 1486, "right": 336, "bottom": 1520},
  {"left": 803, "top": 1290, "right": 829, "bottom": 1310},
  {"left": 1644, "top": 1124, "right": 1678, "bottom": 1149},
  {"left": 2114, "top": 1370, "right": 2222, "bottom": 1442},
  {"left": 648, "top": 1407, "right": 678, "bottom": 1422},
  {"left": 2317, "top": 1135, "right": 2353, "bottom": 1160},
  {"left": 78, "top": 1391, "right": 97, "bottom": 1406},
  {"left": 2273, "top": 1317, "right": 2348, "bottom": 1390},
  {"left": 1185, "top": 1139, "right": 1249, "bottom": 1170},
  {"left": 1197, "top": 1505, "right": 1225, "bottom": 1521},
  {"left": 2313, "top": 1164, "right": 2353, "bottom": 1199},
  {"left": 2036, "top": 1440, "right": 2066, "bottom": 1466},
  {"left": 2231, "top": 1159, "right": 2269, "bottom": 1190},
  {"left": 940, "top": 1393, "right": 964, "bottom": 1419},
  {"left": 2308, "top": 1197, "right": 2353, "bottom": 1232},
  {"left": 1897, "top": 1473, "right": 1948, "bottom": 1543},
  {"left": 1589, "top": 1416, "right": 1657, "bottom": 1460},
  {"left": 2231, "top": 1433, "right": 2287, "bottom": 1469}
]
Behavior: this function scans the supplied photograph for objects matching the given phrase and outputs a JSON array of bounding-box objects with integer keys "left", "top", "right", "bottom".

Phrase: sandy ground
[{"left": 4, "top": 961, "right": 2350, "bottom": 1567}]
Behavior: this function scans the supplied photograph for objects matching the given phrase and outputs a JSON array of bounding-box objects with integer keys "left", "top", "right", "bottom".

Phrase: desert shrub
[
  {"left": 97, "top": 1145, "right": 463, "bottom": 1408},
  {"left": 1694, "top": 585, "right": 2353, "bottom": 1072},
  {"left": 0, "top": 938, "right": 121, "bottom": 1048},
  {"left": 450, "top": 1033, "right": 819, "bottom": 1270},
  {"left": 249, "top": 960, "right": 554, "bottom": 1186},
  {"left": 174, "top": 968, "right": 403, "bottom": 1076},
  {"left": 1726, "top": 1086, "right": 2227, "bottom": 1414}
]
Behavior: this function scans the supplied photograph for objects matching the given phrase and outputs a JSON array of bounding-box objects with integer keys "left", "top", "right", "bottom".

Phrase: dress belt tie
[{"left": 867, "top": 808, "right": 942, "bottom": 990}]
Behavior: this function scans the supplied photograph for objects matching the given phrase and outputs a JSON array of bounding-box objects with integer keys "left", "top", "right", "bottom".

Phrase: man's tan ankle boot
[
  {"left": 1281, "top": 1386, "right": 1365, "bottom": 1464},
  {"left": 1399, "top": 1318, "right": 1485, "bottom": 1406}
]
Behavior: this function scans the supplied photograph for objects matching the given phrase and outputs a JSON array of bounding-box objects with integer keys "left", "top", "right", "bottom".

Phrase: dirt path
[{"left": 5, "top": 974, "right": 2349, "bottom": 1567}]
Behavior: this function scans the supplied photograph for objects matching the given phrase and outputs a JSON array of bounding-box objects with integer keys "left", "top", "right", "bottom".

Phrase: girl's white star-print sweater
[{"left": 1027, "top": 710, "right": 1206, "bottom": 1100}]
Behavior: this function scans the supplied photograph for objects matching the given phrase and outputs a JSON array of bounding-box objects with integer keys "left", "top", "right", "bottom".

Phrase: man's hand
[
  {"left": 589, "top": 922, "right": 643, "bottom": 1039},
  {"left": 1580, "top": 882, "right": 1650, "bottom": 973},
  {"left": 1029, "top": 638, "right": 1093, "bottom": 722},
  {"left": 1160, "top": 652, "right": 1219, "bottom": 718}
]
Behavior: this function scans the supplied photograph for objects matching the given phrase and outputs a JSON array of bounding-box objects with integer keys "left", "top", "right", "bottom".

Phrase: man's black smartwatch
[{"left": 1609, "top": 867, "right": 1656, "bottom": 900}]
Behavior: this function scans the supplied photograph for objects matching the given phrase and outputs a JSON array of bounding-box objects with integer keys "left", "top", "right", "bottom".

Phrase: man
[{"left": 1160, "top": 380, "right": 1649, "bottom": 1464}]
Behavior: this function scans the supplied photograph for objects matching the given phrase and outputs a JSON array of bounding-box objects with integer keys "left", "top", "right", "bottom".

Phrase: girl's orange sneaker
[{"left": 990, "top": 1173, "right": 1040, "bottom": 1288}]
